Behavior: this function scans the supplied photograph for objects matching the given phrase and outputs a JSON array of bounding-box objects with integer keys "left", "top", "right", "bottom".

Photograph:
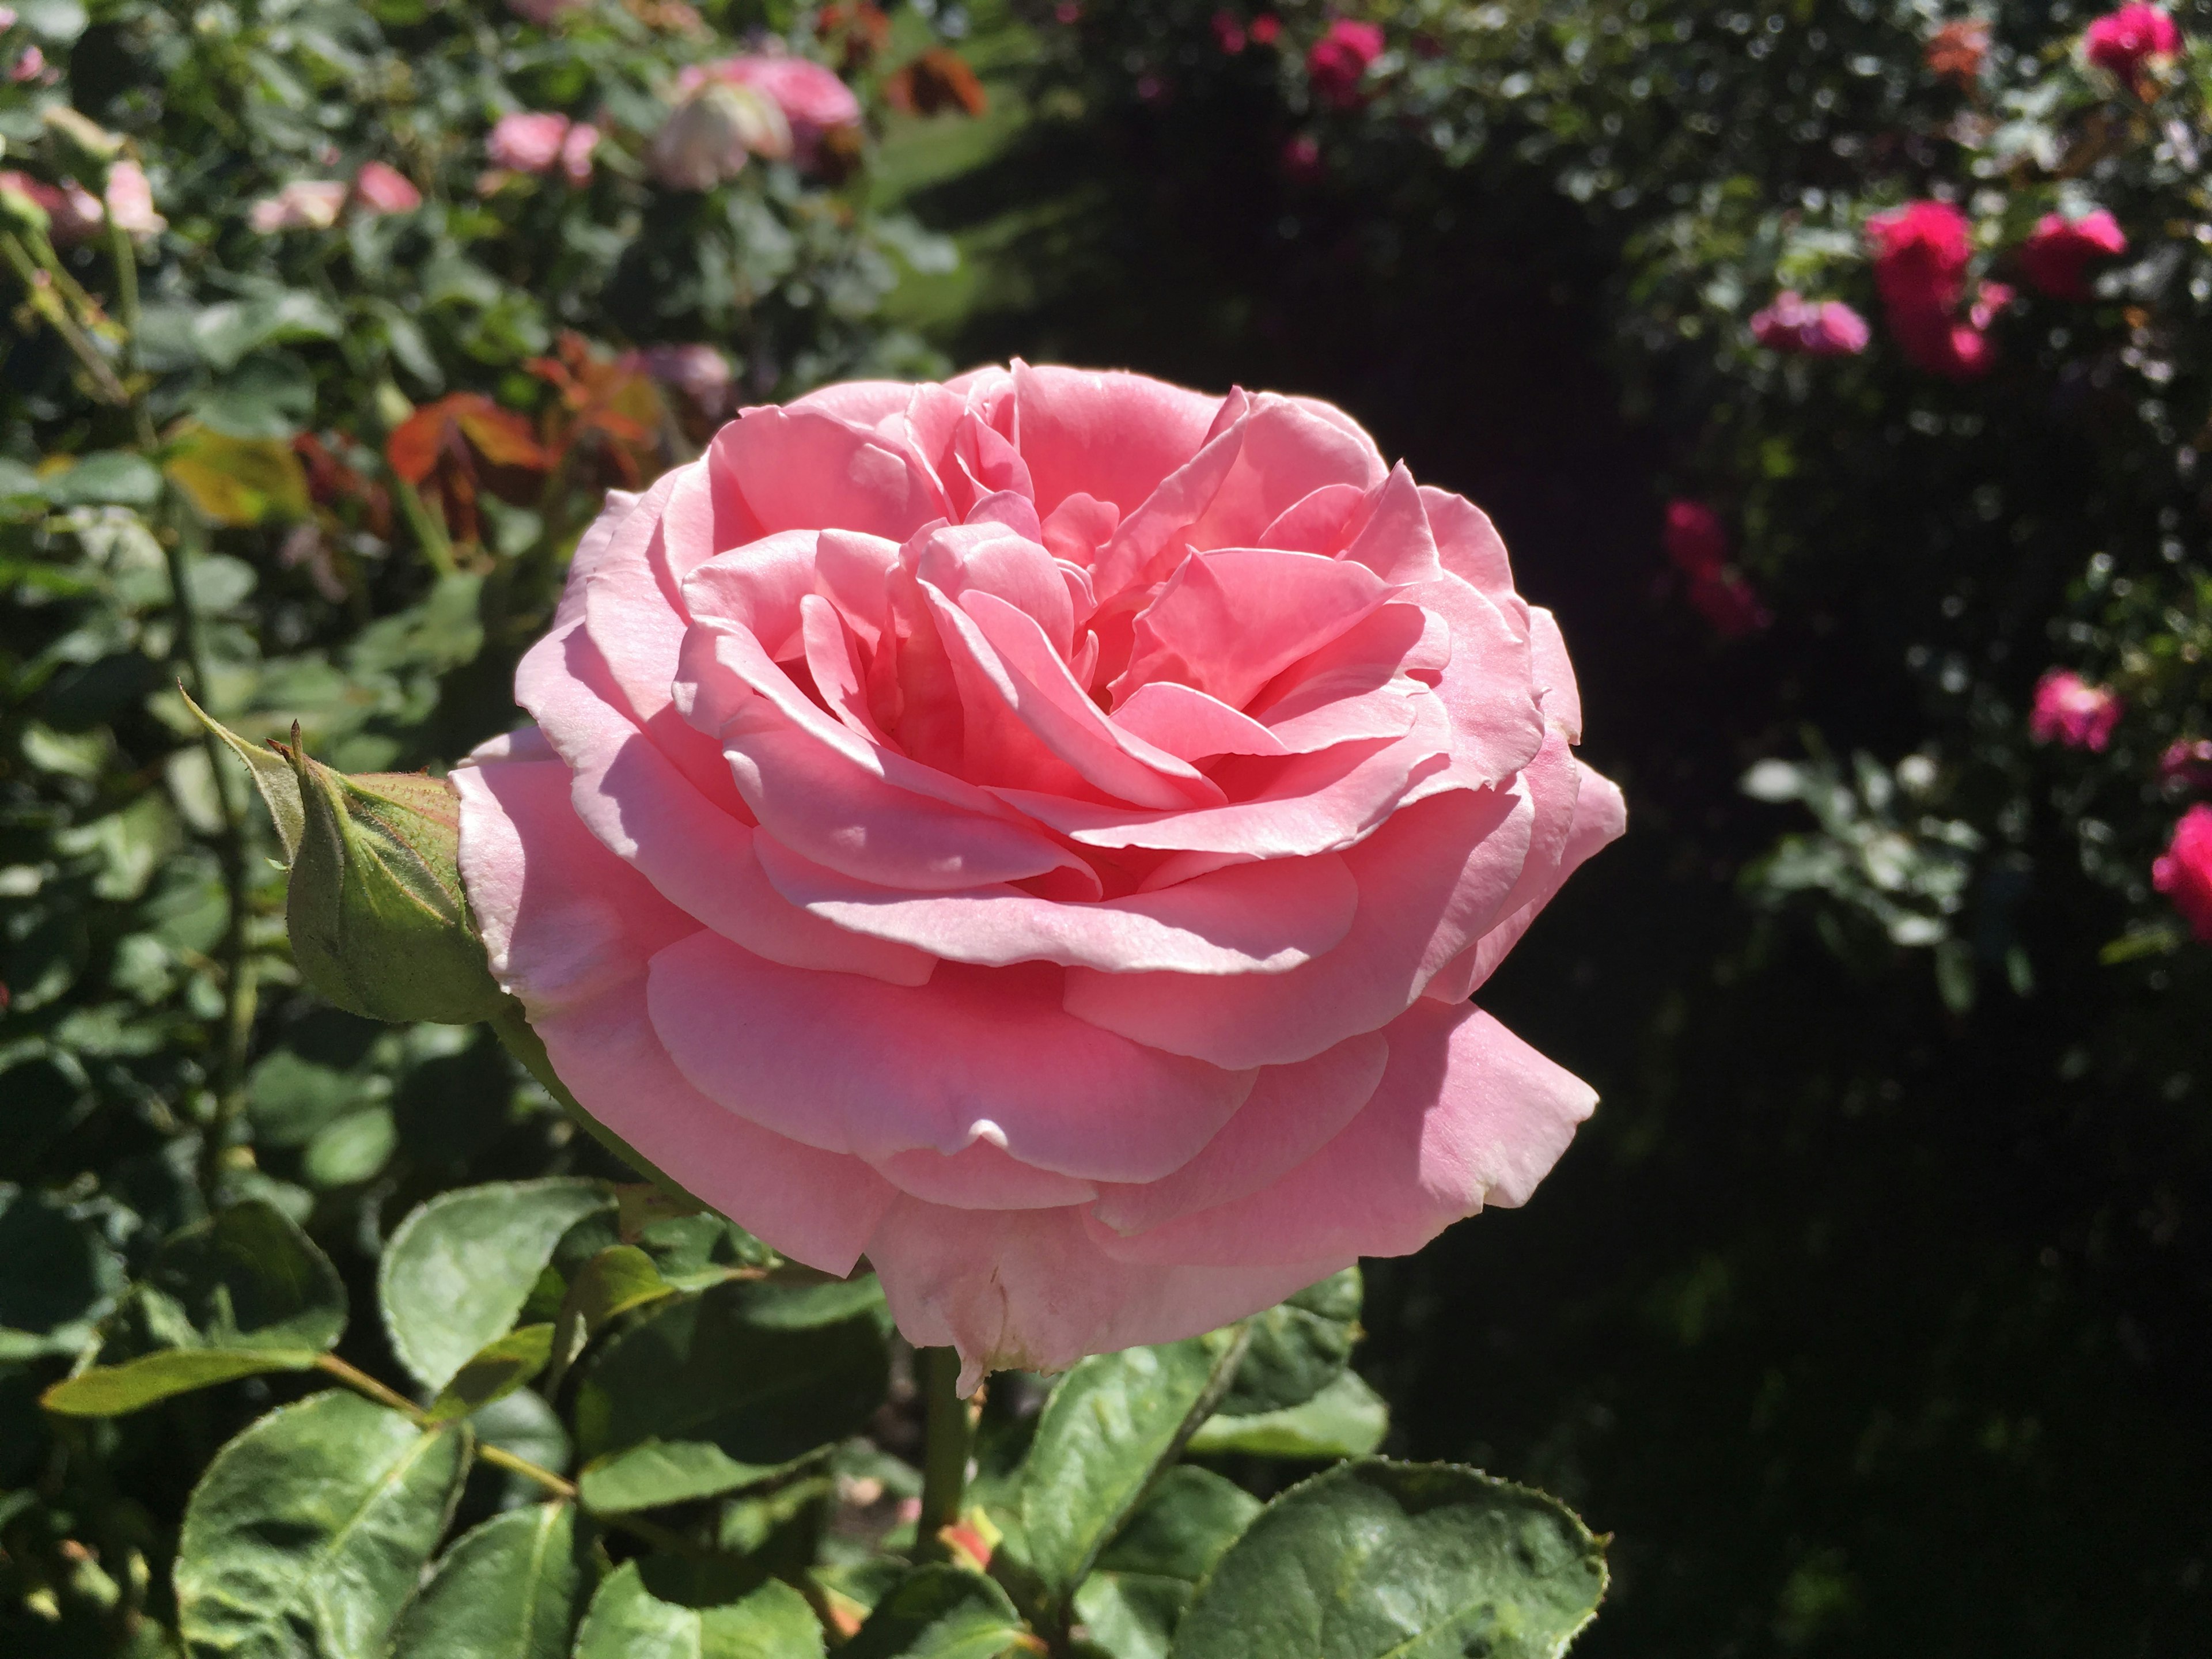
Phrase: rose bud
[
  {"left": 2154, "top": 803, "right": 2212, "bottom": 941},
  {"left": 191, "top": 696, "right": 506, "bottom": 1025},
  {"left": 452, "top": 365, "right": 1624, "bottom": 1385},
  {"left": 2029, "top": 668, "right": 2122, "bottom": 751},
  {"left": 649, "top": 82, "right": 791, "bottom": 191}
]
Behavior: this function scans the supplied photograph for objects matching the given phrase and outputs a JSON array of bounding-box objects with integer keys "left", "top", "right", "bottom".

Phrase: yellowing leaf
[{"left": 165, "top": 423, "right": 310, "bottom": 525}]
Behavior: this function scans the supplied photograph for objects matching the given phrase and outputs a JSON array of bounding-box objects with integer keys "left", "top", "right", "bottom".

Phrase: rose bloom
[
  {"left": 104, "top": 161, "right": 164, "bottom": 237},
  {"left": 683, "top": 54, "right": 862, "bottom": 160},
  {"left": 1749, "top": 291, "right": 1871, "bottom": 357},
  {"left": 2018, "top": 209, "right": 2127, "bottom": 301},
  {"left": 488, "top": 112, "right": 573, "bottom": 175},
  {"left": 351, "top": 160, "right": 421, "bottom": 215},
  {"left": 2082, "top": 4, "right": 2183, "bottom": 85},
  {"left": 248, "top": 179, "right": 347, "bottom": 233},
  {"left": 1926, "top": 17, "right": 1990, "bottom": 87},
  {"left": 1866, "top": 200, "right": 1972, "bottom": 315},
  {"left": 1662, "top": 499, "right": 1727, "bottom": 578},
  {"left": 649, "top": 83, "right": 792, "bottom": 190},
  {"left": 453, "top": 365, "right": 1624, "bottom": 1384},
  {"left": 1308, "top": 19, "right": 1384, "bottom": 109},
  {"left": 2029, "top": 668, "right": 2122, "bottom": 751},
  {"left": 2159, "top": 737, "right": 2212, "bottom": 791},
  {"left": 1686, "top": 569, "right": 1771, "bottom": 638},
  {"left": 1, "top": 169, "right": 104, "bottom": 243},
  {"left": 2153, "top": 803, "right": 2212, "bottom": 941}
]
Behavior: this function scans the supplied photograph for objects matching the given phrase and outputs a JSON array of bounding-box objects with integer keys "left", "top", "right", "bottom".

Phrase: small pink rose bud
[
  {"left": 2153, "top": 802, "right": 2212, "bottom": 941},
  {"left": 2029, "top": 668, "right": 2123, "bottom": 751},
  {"left": 249, "top": 179, "right": 347, "bottom": 233},
  {"left": 351, "top": 160, "right": 422, "bottom": 215}
]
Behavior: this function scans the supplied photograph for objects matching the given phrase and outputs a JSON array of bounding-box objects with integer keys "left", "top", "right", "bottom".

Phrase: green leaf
[
  {"left": 302, "top": 1106, "right": 398, "bottom": 1190},
  {"left": 843, "top": 1566, "right": 1033, "bottom": 1659},
  {"left": 545, "top": 1244, "right": 673, "bottom": 1395},
  {"left": 41, "top": 1348, "right": 320, "bottom": 1417},
  {"left": 150, "top": 1199, "right": 347, "bottom": 1353},
  {"left": 385, "top": 1502, "right": 585, "bottom": 1659},
  {"left": 1001, "top": 1327, "right": 1249, "bottom": 1619},
  {"left": 423, "top": 1324, "right": 554, "bottom": 1425},
  {"left": 1214, "top": 1270, "right": 1360, "bottom": 1418},
  {"left": 1184, "top": 1372, "right": 1388, "bottom": 1461},
  {"left": 379, "top": 1179, "right": 612, "bottom": 1391},
  {"left": 0, "top": 1184, "right": 126, "bottom": 1360},
  {"left": 192, "top": 353, "right": 317, "bottom": 441},
  {"left": 175, "top": 1391, "right": 472, "bottom": 1659},
  {"left": 572, "top": 1562, "right": 824, "bottom": 1659},
  {"left": 578, "top": 1439, "right": 812, "bottom": 1516},
  {"left": 1073, "top": 1468, "right": 1262, "bottom": 1659},
  {"left": 574, "top": 1278, "right": 887, "bottom": 1502},
  {"left": 192, "top": 292, "right": 343, "bottom": 373},
  {"left": 1166, "top": 1460, "right": 1607, "bottom": 1659},
  {"left": 43, "top": 452, "right": 164, "bottom": 509}
]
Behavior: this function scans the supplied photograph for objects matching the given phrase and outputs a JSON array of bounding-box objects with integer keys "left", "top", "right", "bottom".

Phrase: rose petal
[
  {"left": 645, "top": 933, "right": 1256, "bottom": 1180},
  {"left": 872, "top": 1141, "right": 1100, "bottom": 1211},
  {"left": 1012, "top": 362, "right": 1226, "bottom": 520},
  {"left": 1086, "top": 1001, "right": 1596, "bottom": 1267}
]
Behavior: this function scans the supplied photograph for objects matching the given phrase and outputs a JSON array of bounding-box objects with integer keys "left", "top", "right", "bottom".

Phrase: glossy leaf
[
  {"left": 41, "top": 1347, "right": 320, "bottom": 1417},
  {"left": 574, "top": 1278, "right": 888, "bottom": 1474},
  {"left": 572, "top": 1561, "right": 824, "bottom": 1659},
  {"left": 578, "top": 1438, "right": 810, "bottom": 1516},
  {"left": 1001, "top": 1327, "right": 1248, "bottom": 1616},
  {"left": 1184, "top": 1372, "right": 1388, "bottom": 1461},
  {"left": 423, "top": 1323, "right": 555, "bottom": 1425},
  {"left": 0, "top": 1184, "right": 126, "bottom": 1361},
  {"left": 149, "top": 1199, "right": 347, "bottom": 1353},
  {"left": 545, "top": 1244, "right": 672, "bottom": 1394},
  {"left": 175, "top": 1391, "right": 471, "bottom": 1659},
  {"left": 379, "top": 1179, "right": 612, "bottom": 1391},
  {"left": 1213, "top": 1270, "right": 1360, "bottom": 1418},
  {"left": 385, "top": 1501, "right": 585, "bottom": 1659},
  {"left": 1167, "top": 1460, "right": 1606, "bottom": 1659},
  {"left": 843, "top": 1565, "right": 1035, "bottom": 1659},
  {"left": 1072, "top": 1468, "right": 1260, "bottom": 1659}
]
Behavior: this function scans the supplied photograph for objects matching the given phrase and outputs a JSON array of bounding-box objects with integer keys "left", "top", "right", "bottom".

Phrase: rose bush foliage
[{"left": 458, "top": 363, "right": 1621, "bottom": 1382}]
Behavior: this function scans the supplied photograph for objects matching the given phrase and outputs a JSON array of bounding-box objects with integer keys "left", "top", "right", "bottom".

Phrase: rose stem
[{"left": 912, "top": 1346, "right": 971, "bottom": 1561}]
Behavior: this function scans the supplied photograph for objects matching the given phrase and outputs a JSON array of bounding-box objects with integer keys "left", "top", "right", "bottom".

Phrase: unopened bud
[{"left": 188, "top": 693, "right": 505, "bottom": 1024}]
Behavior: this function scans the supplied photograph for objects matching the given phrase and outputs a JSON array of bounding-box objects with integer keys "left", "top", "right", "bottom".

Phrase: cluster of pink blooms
[
  {"left": 1210, "top": 9, "right": 1282, "bottom": 55},
  {"left": 1662, "top": 499, "right": 1771, "bottom": 638},
  {"left": 1306, "top": 18, "right": 1384, "bottom": 109},
  {"left": 1749, "top": 290, "right": 1870, "bottom": 357},
  {"left": 2029, "top": 669, "right": 2123, "bottom": 752},
  {"left": 2082, "top": 3, "right": 2183, "bottom": 89},
  {"left": 1863, "top": 200, "right": 2014, "bottom": 380},
  {"left": 650, "top": 52, "right": 861, "bottom": 187},
  {"left": 483, "top": 112, "right": 599, "bottom": 193},
  {"left": 248, "top": 161, "right": 421, "bottom": 233},
  {"left": 1, "top": 160, "right": 164, "bottom": 244}
]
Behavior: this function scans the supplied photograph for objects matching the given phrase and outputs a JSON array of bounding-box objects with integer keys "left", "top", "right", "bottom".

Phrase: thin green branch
[{"left": 912, "top": 1346, "right": 973, "bottom": 1563}]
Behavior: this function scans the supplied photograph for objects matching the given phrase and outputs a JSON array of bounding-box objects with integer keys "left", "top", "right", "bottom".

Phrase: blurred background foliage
[{"left": 5, "top": 1, "right": 2210, "bottom": 1656}]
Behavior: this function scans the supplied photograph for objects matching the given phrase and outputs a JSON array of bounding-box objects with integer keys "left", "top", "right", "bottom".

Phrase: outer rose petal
[
  {"left": 645, "top": 933, "right": 1257, "bottom": 1180},
  {"left": 1087, "top": 1001, "right": 1596, "bottom": 1268},
  {"left": 1012, "top": 362, "right": 1226, "bottom": 518},
  {"left": 867, "top": 1200, "right": 1343, "bottom": 1391},
  {"left": 452, "top": 745, "right": 897, "bottom": 1271}
]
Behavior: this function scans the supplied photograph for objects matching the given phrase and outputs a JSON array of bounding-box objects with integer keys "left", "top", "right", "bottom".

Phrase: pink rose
[
  {"left": 104, "top": 160, "right": 165, "bottom": 237},
  {"left": 2153, "top": 803, "right": 2212, "bottom": 940},
  {"left": 1307, "top": 18, "right": 1384, "bottom": 109},
  {"left": 2018, "top": 209, "right": 2127, "bottom": 301},
  {"left": 1662, "top": 499, "right": 1727, "bottom": 578},
  {"left": 560, "top": 121, "right": 599, "bottom": 185},
  {"left": 1866, "top": 200, "right": 1972, "bottom": 315},
  {"left": 649, "top": 82, "right": 792, "bottom": 190},
  {"left": 2158, "top": 737, "right": 2212, "bottom": 790},
  {"left": 1212, "top": 10, "right": 1247, "bottom": 54},
  {"left": 686, "top": 54, "right": 861, "bottom": 142},
  {"left": 1749, "top": 291, "right": 1871, "bottom": 357},
  {"left": 488, "top": 112, "right": 573, "bottom": 175},
  {"left": 2029, "top": 668, "right": 2122, "bottom": 751},
  {"left": 1280, "top": 131, "right": 1324, "bottom": 183},
  {"left": 2082, "top": 4, "right": 2183, "bottom": 85},
  {"left": 1, "top": 170, "right": 104, "bottom": 244},
  {"left": 351, "top": 160, "right": 422, "bottom": 215},
  {"left": 454, "top": 365, "right": 1624, "bottom": 1384},
  {"left": 248, "top": 179, "right": 347, "bottom": 233}
]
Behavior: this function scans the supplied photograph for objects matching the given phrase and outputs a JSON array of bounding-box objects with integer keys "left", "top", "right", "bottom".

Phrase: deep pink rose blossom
[
  {"left": 1307, "top": 19, "right": 1384, "bottom": 109},
  {"left": 1, "top": 170, "right": 103, "bottom": 243},
  {"left": 2029, "top": 668, "right": 2122, "bottom": 751},
  {"left": 1663, "top": 499, "right": 1728, "bottom": 578},
  {"left": 351, "top": 161, "right": 422, "bottom": 215},
  {"left": 2153, "top": 804, "right": 2212, "bottom": 940},
  {"left": 2018, "top": 210, "right": 2127, "bottom": 301},
  {"left": 1866, "top": 199, "right": 1972, "bottom": 314},
  {"left": 1750, "top": 291, "right": 1870, "bottom": 357},
  {"left": 453, "top": 365, "right": 1624, "bottom": 1384},
  {"left": 2158, "top": 738, "right": 2212, "bottom": 790},
  {"left": 1212, "top": 10, "right": 1247, "bottom": 53},
  {"left": 2082, "top": 5, "right": 2183, "bottom": 86}
]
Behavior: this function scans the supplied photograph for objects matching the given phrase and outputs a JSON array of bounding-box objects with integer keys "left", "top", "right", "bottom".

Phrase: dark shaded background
[{"left": 885, "top": 43, "right": 2212, "bottom": 1658}]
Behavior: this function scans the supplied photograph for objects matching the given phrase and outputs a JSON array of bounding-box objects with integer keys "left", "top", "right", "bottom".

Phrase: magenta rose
[
  {"left": 2082, "top": 3, "right": 2183, "bottom": 86},
  {"left": 1306, "top": 18, "right": 1384, "bottom": 109},
  {"left": 2155, "top": 803, "right": 2212, "bottom": 941},
  {"left": 454, "top": 365, "right": 1623, "bottom": 1385},
  {"left": 2018, "top": 209, "right": 2127, "bottom": 301}
]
